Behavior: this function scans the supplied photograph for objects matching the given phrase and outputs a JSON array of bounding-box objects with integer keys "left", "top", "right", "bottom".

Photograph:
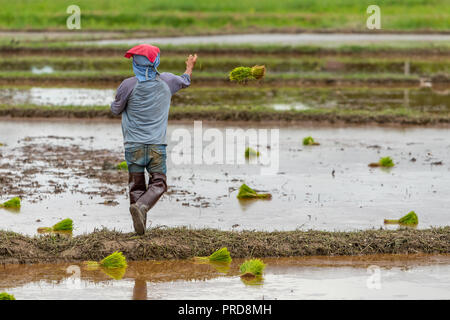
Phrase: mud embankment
[
  {"left": 0, "top": 227, "right": 448, "bottom": 264},
  {"left": 0, "top": 76, "right": 424, "bottom": 88},
  {"left": 1, "top": 107, "right": 449, "bottom": 125},
  {"left": 1, "top": 46, "right": 449, "bottom": 59}
]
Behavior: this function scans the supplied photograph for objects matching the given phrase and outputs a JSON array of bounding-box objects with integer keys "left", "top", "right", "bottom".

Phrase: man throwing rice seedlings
[{"left": 111, "top": 44, "right": 197, "bottom": 235}]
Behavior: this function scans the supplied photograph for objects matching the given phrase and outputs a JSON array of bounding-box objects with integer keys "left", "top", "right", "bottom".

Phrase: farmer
[{"left": 111, "top": 44, "right": 197, "bottom": 235}]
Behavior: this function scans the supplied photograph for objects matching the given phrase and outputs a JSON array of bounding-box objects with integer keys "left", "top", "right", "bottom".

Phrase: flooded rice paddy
[
  {"left": 0, "top": 119, "right": 449, "bottom": 235},
  {"left": 0, "top": 86, "right": 448, "bottom": 112},
  {"left": 91, "top": 33, "right": 450, "bottom": 46},
  {"left": 1, "top": 255, "right": 449, "bottom": 299}
]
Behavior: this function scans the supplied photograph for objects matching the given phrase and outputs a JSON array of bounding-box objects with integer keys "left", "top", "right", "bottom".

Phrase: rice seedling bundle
[
  {"left": 37, "top": 218, "right": 73, "bottom": 233},
  {"left": 384, "top": 211, "right": 418, "bottom": 226},
  {"left": 239, "top": 259, "right": 266, "bottom": 277},
  {"left": 229, "top": 65, "right": 266, "bottom": 83},
  {"left": 237, "top": 184, "right": 271, "bottom": 199},
  {"left": 0, "top": 197, "right": 21, "bottom": 209},
  {"left": 0, "top": 292, "right": 15, "bottom": 300},
  {"left": 369, "top": 156, "right": 395, "bottom": 168},
  {"left": 85, "top": 251, "right": 128, "bottom": 269},
  {"left": 116, "top": 161, "right": 128, "bottom": 170},
  {"left": 245, "top": 147, "right": 260, "bottom": 158},
  {"left": 303, "top": 136, "right": 319, "bottom": 146},
  {"left": 195, "top": 247, "right": 232, "bottom": 263}
]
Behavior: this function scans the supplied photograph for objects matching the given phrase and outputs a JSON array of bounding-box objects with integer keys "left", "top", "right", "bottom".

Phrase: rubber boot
[
  {"left": 128, "top": 172, "right": 147, "bottom": 234},
  {"left": 130, "top": 173, "right": 167, "bottom": 235}
]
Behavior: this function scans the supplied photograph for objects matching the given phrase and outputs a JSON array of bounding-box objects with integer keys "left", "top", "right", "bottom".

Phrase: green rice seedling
[
  {"left": 52, "top": 218, "right": 73, "bottom": 231},
  {"left": 37, "top": 218, "right": 73, "bottom": 233},
  {"left": 86, "top": 251, "right": 128, "bottom": 269},
  {"left": 237, "top": 184, "right": 271, "bottom": 200},
  {"left": 239, "top": 259, "right": 266, "bottom": 277},
  {"left": 0, "top": 197, "right": 21, "bottom": 209},
  {"left": 369, "top": 156, "right": 395, "bottom": 168},
  {"left": 384, "top": 211, "right": 419, "bottom": 226},
  {"left": 116, "top": 161, "right": 128, "bottom": 170},
  {"left": 245, "top": 147, "right": 260, "bottom": 158},
  {"left": 229, "top": 65, "right": 266, "bottom": 83},
  {"left": 303, "top": 136, "right": 320, "bottom": 146},
  {"left": 101, "top": 251, "right": 128, "bottom": 268},
  {"left": 0, "top": 292, "right": 15, "bottom": 300},
  {"left": 196, "top": 247, "right": 232, "bottom": 263}
]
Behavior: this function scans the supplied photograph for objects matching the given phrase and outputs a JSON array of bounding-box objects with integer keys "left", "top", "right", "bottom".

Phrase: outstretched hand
[{"left": 185, "top": 54, "right": 197, "bottom": 77}]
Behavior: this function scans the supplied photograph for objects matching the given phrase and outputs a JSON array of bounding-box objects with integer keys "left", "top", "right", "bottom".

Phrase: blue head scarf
[{"left": 132, "top": 54, "right": 160, "bottom": 82}]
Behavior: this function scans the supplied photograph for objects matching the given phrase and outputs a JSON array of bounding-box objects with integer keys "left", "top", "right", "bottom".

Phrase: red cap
[{"left": 124, "top": 44, "right": 160, "bottom": 63}]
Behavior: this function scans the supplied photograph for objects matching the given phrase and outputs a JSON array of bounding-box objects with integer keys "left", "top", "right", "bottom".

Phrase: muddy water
[
  {"left": 91, "top": 33, "right": 450, "bottom": 46},
  {"left": 1, "top": 87, "right": 447, "bottom": 112},
  {"left": 0, "top": 87, "right": 115, "bottom": 106},
  {"left": 0, "top": 255, "right": 449, "bottom": 299},
  {"left": 0, "top": 119, "right": 449, "bottom": 235}
]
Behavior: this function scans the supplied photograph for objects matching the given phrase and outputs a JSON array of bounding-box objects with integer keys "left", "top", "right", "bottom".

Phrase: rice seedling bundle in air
[
  {"left": 0, "top": 292, "right": 16, "bottom": 300},
  {"left": 195, "top": 247, "right": 232, "bottom": 263},
  {"left": 384, "top": 211, "right": 419, "bottom": 226},
  {"left": 116, "top": 161, "right": 128, "bottom": 170},
  {"left": 85, "top": 251, "right": 128, "bottom": 269},
  {"left": 245, "top": 147, "right": 260, "bottom": 158},
  {"left": 37, "top": 218, "right": 73, "bottom": 233},
  {"left": 303, "top": 136, "right": 320, "bottom": 146},
  {"left": 237, "top": 184, "right": 271, "bottom": 199},
  {"left": 0, "top": 197, "right": 21, "bottom": 209},
  {"left": 229, "top": 65, "right": 266, "bottom": 83},
  {"left": 369, "top": 156, "right": 395, "bottom": 168},
  {"left": 239, "top": 259, "right": 266, "bottom": 277}
]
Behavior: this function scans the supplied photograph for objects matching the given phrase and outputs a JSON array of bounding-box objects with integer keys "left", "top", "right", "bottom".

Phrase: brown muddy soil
[
  {"left": 1, "top": 46, "right": 449, "bottom": 59},
  {"left": 0, "top": 76, "right": 423, "bottom": 88},
  {"left": 0, "top": 135, "right": 127, "bottom": 200},
  {"left": 0, "top": 227, "right": 448, "bottom": 264}
]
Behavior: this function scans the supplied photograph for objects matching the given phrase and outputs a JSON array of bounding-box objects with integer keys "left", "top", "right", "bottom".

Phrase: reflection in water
[
  {"left": 132, "top": 279, "right": 148, "bottom": 300},
  {"left": 0, "top": 255, "right": 449, "bottom": 300}
]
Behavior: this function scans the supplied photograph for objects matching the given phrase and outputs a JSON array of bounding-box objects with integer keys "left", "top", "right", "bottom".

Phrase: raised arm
[{"left": 159, "top": 54, "right": 197, "bottom": 95}]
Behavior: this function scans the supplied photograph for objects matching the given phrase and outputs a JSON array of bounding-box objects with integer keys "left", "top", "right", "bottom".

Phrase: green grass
[
  {"left": 4, "top": 53, "right": 450, "bottom": 75},
  {"left": 384, "top": 211, "right": 419, "bottom": 226},
  {"left": 240, "top": 258, "right": 266, "bottom": 276},
  {"left": 0, "top": 0, "right": 448, "bottom": 31}
]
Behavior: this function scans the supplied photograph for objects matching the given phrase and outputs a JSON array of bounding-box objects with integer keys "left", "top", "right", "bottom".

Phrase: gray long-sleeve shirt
[{"left": 110, "top": 72, "right": 190, "bottom": 148}]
